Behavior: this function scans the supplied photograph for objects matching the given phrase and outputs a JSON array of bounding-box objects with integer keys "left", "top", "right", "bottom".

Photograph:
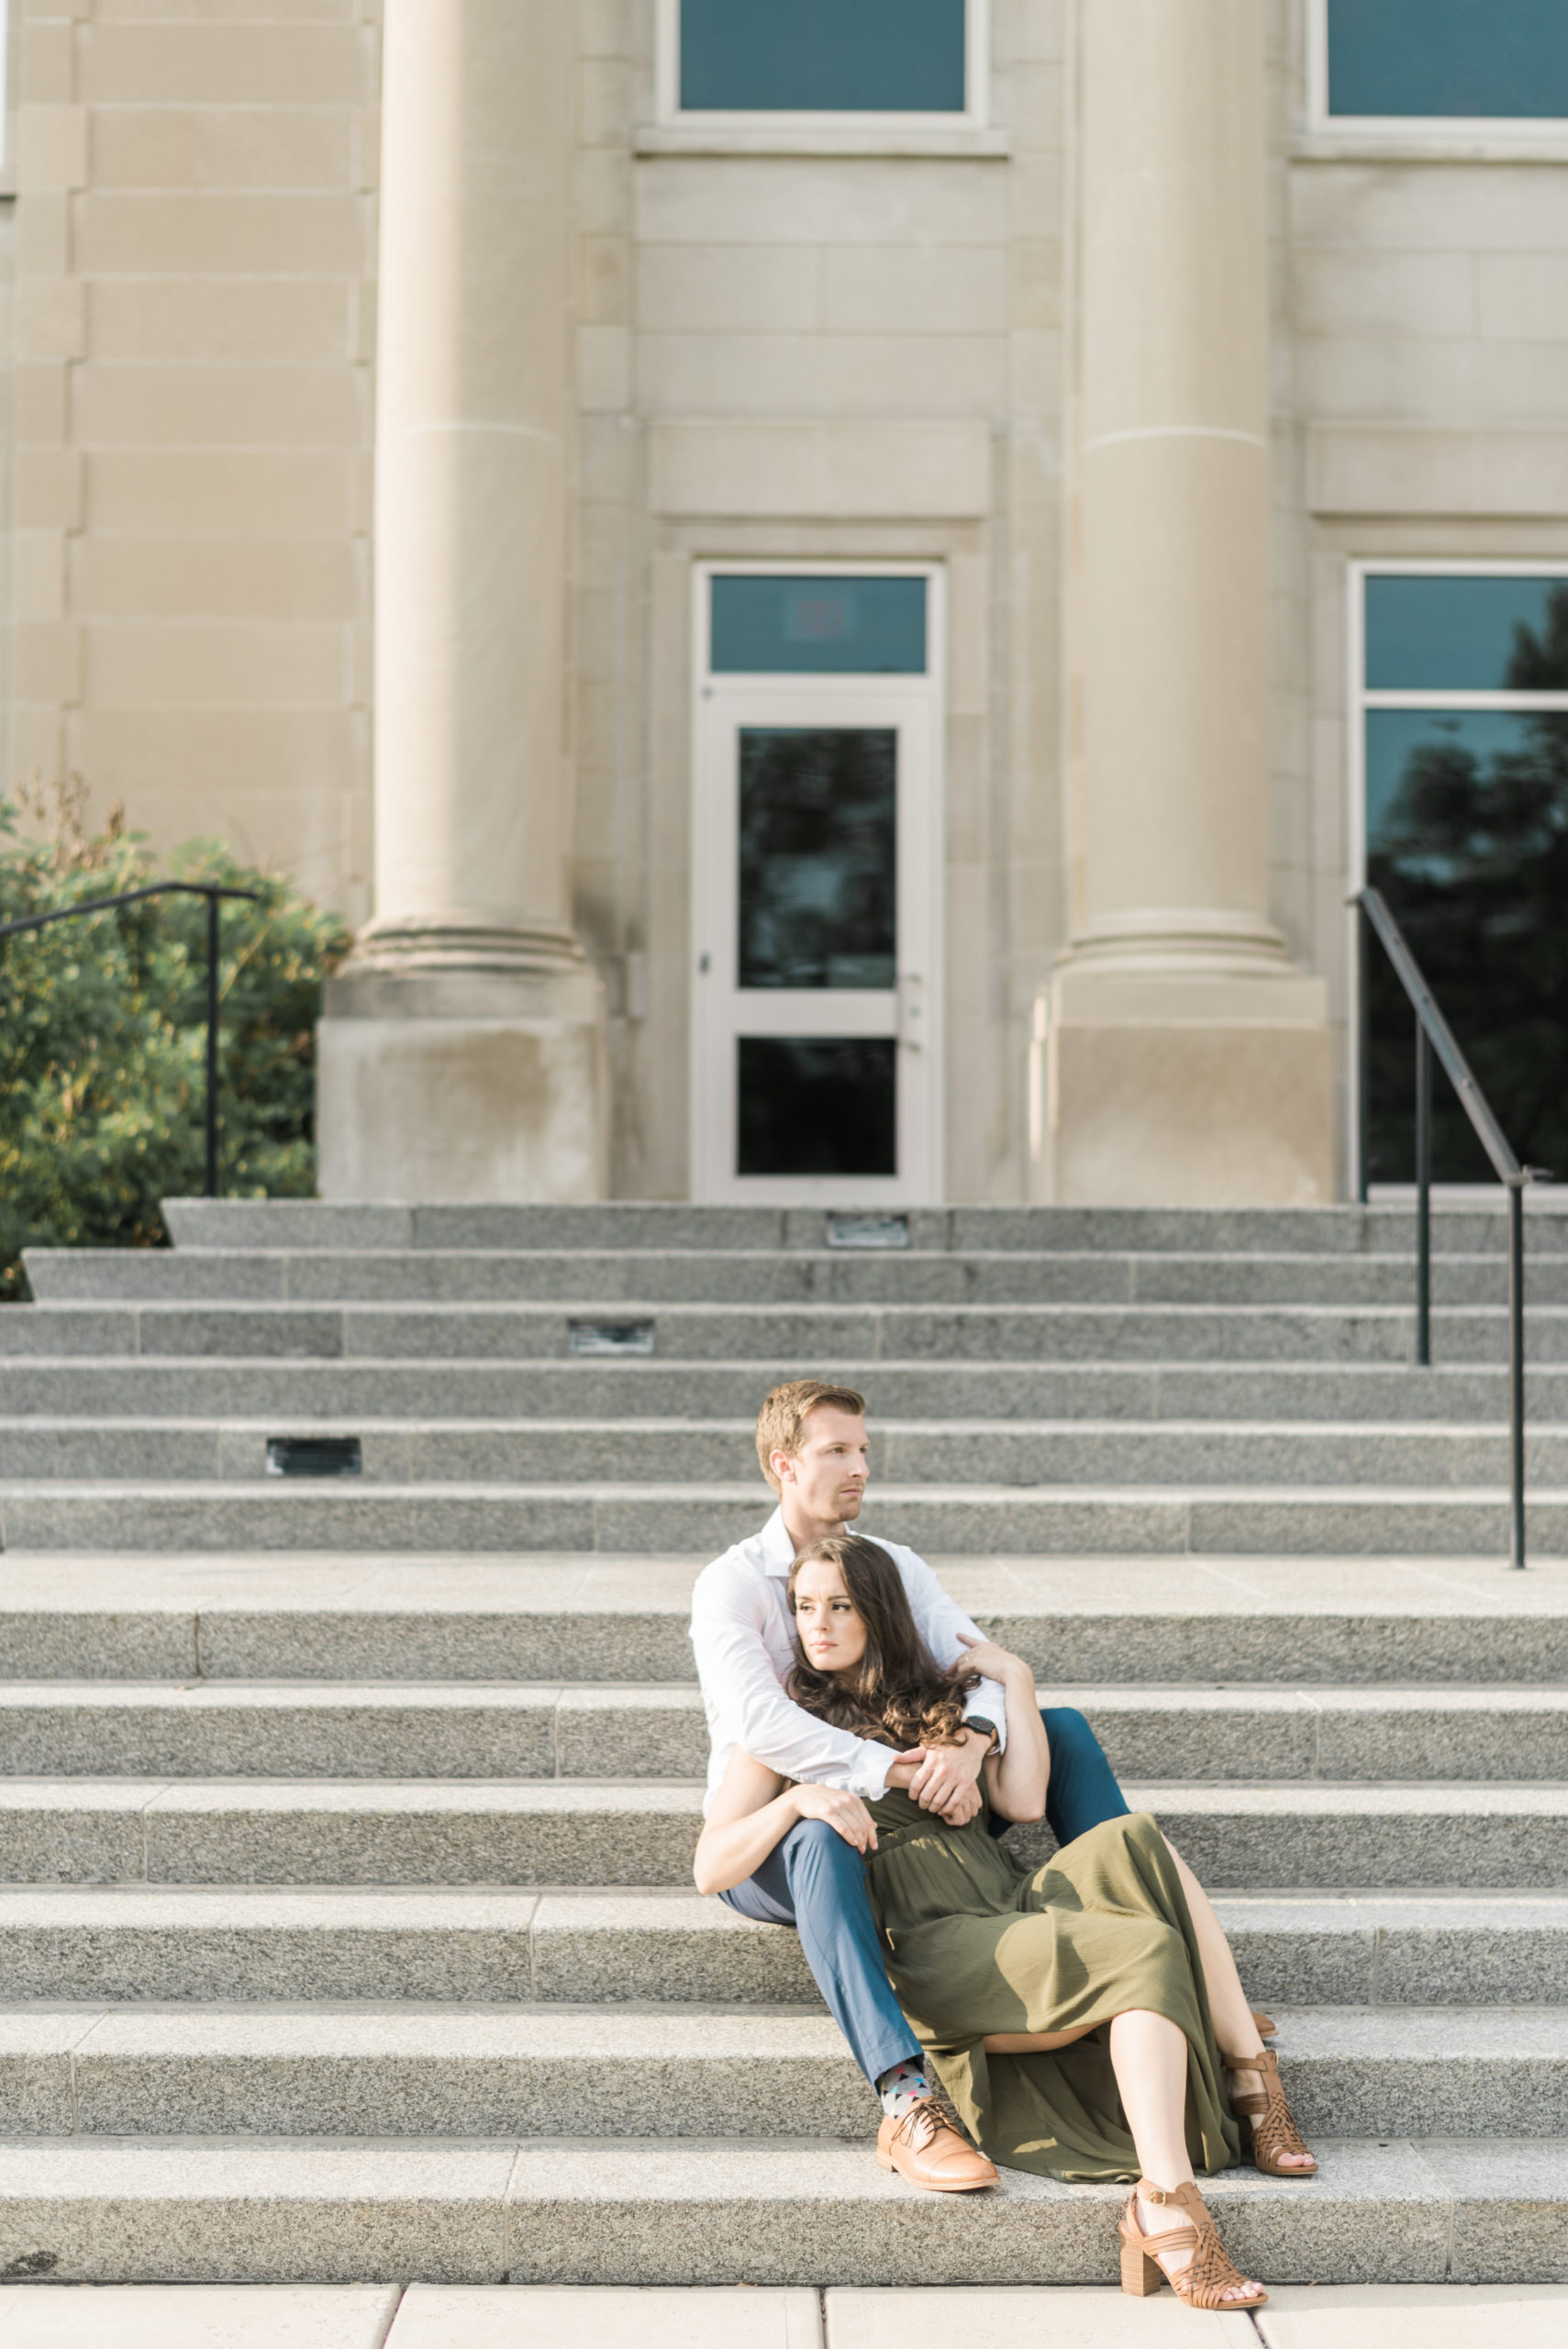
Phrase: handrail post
[
  {"left": 205, "top": 888, "right": 220, "bottom": 1198},
  {"left": 1356, "top": 901, "right": 1371, "bottom": 1205},
  {"left": 1508, "top": 1179, "right": 1526, "bottom": 1569},
  {"left": 0, "top": 877, "right": 258, "bottom": 1208},
  {"left": 1415, "top": 1021, "right": 1431, "bottom": 1367}
]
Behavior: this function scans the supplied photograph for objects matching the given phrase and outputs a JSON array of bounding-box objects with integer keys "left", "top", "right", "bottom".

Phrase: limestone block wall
[
  {"left": 577, "top": 0, "right": 1068, "bottom": 1201},
  {"left": 8, "top": 0, "right": 379, "bottom": 926},
  {"left": 5, "top": 2, "right": 1559, "bottom": 1204},
  {"left": 1278, "top": 0, "right": 1568, "bottom": 1175}
]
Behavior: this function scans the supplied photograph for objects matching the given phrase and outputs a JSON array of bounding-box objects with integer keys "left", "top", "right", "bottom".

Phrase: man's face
[{"left": 773, "top": 1408, "right": 870, "bottom": 1526}]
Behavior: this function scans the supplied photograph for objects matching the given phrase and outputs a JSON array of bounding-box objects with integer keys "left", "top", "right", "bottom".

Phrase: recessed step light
[
  {"left": 568, "top": 1320, "right": 656, "bottom": 1356},
  {"left": 827, "top": 1212, "right": 909, "bottom": 1250},
  {"left": 265, "top": 1435, "right": 363, "bottom": 1477}
]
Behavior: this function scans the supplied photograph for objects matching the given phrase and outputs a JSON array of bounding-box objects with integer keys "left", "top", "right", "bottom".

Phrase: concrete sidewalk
[{"left": 0, "top": 2282, "right": 1563, "bottom": 2344}]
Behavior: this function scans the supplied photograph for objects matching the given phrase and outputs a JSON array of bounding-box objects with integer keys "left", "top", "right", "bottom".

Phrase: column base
[
  {"left": 316, "top": 963, "right": 606, "bottom": 1205},
  {"left": 1037, "top": 939, "right": 1334, "bottom": 1207}
]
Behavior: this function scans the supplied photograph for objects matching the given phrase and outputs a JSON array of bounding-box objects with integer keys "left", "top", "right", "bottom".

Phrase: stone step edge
[
  {"left": 13, "top": 1478, "right": 1568, "bottom": 1502},
  {"left": 1, "top": 1777, "right": 1565, "bottom": 1809},
  {"left": 28, "top": 1244, "right": 1549, "bottom": 1266},
  {"left": 0, "top": 2135, "right": 1548, "bottom": 2286},
  {"left": 2, "top": 1883, "right": 1566, "bottom": 1911},
  {"left": 13, "top": 1415, "right": 1558, "bottom": 1436},
  {"left": 9, "top": 1355, "right": 1562, "bottom": 1377},
  {"left": 13, "top": 1298, "right": 1559, "bottom": 1321},
  {"left": 6, "top": 1678, "right": 1565, "bottom": 1706},
  {"left": 0, "top": 1998, "right": 1559, "bottom": 2047}
]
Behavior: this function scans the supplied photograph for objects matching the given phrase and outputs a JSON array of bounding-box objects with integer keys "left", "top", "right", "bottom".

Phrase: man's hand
[
  {"left": 789, "top": 1781, "right": 881, "bottom": 1854},
  {"left": 896, "top": 1731, "right": 990, "bottom": 1824}
]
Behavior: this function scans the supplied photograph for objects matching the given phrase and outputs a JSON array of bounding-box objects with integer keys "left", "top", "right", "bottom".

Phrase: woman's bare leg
[
  {"left": 1108, "top": 2009, "right": 1262, "bottom": 2304},
  {"left": 1164, "top": 1836, "right": 1315, "bottom": 2171}
]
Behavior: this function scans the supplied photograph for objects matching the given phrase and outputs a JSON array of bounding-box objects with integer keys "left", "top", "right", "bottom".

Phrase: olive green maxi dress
[{"left": 864, "top": 1789, "right": 1241, "bottom": 2184}]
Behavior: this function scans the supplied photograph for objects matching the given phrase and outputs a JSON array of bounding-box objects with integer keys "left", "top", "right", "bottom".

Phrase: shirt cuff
[{"left": 849, "top": 1740, "right": 895, "bottom": 1800}]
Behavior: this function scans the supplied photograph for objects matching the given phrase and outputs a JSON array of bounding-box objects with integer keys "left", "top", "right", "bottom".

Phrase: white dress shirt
[{"left": 689, "top": 1504, "right": 1009, "bottom": 1812}]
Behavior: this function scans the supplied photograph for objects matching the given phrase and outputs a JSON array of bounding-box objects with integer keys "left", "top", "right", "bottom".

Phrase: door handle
[{"left": 897, "top": 973, "right": 925, "bottom": 1052}]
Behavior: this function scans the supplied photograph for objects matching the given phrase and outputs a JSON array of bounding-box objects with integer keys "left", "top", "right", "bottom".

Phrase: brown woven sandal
[
  {"left": 1118, "top": 2178, "right": 1267, "bottom": 2310},
  {"left": 1222, "top": 2045, "right": 1318, "bottom": 2176}
]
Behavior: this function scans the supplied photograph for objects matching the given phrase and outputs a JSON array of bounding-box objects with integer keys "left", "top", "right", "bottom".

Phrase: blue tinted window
[
  {"left": 1328, "top": 0, "right": 1568, "bottom": 119},
  {"left": 1364, "top": 709, "right": 1558, "bottom": 841},
  {"left": 681, "top": 0, "right": 967, "bottom": 113},
  {"left": 710, "top": 577, "right": 928, "bottom": 674},
  {"left": 1366, "top": 576, "right": 1568, "bottom": 690}
]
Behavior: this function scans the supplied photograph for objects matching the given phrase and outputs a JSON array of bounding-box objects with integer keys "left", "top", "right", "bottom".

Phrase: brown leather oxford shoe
[{"left": 876, "top": 2099, "right": 998, "bottom": 2192}]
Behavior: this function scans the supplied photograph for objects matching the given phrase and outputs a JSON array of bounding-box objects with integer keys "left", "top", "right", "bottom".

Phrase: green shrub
[{"left": 0, "top": 783, "right": 350, "bottom": 1297}]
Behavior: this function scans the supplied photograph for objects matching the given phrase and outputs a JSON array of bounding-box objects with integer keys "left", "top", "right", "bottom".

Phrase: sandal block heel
[
  {"left": 1119, "top": 2235, "right": 1163, "bottom": 2297},
  {"left": 1117, "top": 2179, "right": 1268, "bottom": 2312}
]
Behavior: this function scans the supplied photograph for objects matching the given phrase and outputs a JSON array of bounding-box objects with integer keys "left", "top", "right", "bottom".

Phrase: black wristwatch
[{"left": 966, "top": 1716, "right": 999, "bottom": 1753}]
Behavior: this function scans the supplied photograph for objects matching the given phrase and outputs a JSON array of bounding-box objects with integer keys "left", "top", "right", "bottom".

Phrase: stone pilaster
[
  {"left": 1043, "top": 0, "right": 1330, "bottom": 1206},
  {"left": 317, "top": 0, "right": 606, "bottom": 1203}
]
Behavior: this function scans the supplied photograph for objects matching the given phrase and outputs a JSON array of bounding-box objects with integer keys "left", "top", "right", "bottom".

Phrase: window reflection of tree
[
  {"left": 1367, "top": 585, "right": 1568, "bottom": 1182},
  {"left": 738, "top": 730, "right": 897, "bottom": 991}
]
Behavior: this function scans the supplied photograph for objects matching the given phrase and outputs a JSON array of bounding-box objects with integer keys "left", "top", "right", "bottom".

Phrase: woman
[{"left": 694, "top": 1534, "right": 1318, "bottom": 2314}]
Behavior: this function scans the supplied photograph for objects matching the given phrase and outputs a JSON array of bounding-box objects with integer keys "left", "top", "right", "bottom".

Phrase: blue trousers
[{"left": 717, "top": 1705, "right": 1129, "bottom": 2086}]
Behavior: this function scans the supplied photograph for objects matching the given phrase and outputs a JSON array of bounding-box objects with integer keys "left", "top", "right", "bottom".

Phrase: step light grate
[
  {"left": 568, "top": 1319, "right": 656, "bottom": 1356},
  {"left": 265, "top": 1435, "right": 363, "bottom": 1477},
  {"left": 827, "top": 1211, "right": 909, "bottom": 1249}
]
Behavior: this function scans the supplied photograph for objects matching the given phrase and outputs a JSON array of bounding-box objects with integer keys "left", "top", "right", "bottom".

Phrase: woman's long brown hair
[{"left": 786, "top": 1534, "right": 981, "bottom": 1749}]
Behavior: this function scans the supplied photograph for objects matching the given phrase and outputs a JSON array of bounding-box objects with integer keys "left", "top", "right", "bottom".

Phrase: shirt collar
[{"left": 759, "top": 1505, "right": 795, "bottom": 1576}]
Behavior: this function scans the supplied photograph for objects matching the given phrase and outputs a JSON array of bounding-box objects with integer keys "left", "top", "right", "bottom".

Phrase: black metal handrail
[
  {"left": 1353, "top": 885, "right": 1552, "bottom": 1568},
  {"left": 0, "top": 881, "right": 261, "bottom": 1197}
]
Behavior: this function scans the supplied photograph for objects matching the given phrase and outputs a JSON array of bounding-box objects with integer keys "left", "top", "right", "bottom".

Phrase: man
[{"left": 689, "top": 1377, "right": 1131, "bottom": 2192}]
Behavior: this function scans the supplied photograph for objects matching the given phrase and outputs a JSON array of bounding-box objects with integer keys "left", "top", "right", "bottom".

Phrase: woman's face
[{"left": 791, "top": 1557, "right": 868, "bottom": 1675}]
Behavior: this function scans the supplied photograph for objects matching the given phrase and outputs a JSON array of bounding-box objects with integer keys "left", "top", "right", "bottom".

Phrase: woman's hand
[
  {"left": 789, "top": 1781, "right": 881, "bottom": 1854},
  {"left": 956, "top": 1631, "right": 1034, "bottom": 1686}
]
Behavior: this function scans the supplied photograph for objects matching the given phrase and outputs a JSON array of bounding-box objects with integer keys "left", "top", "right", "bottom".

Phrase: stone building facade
[{"left": 6, "top": 1, "right": 1566, "bottom": 1208}]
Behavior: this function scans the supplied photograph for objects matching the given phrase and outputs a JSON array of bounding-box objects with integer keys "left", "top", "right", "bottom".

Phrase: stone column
[
  {"left": 317, "top": 0, "right": 606, "bottom": 1203},
  {"left": 1043, "top": 0, "right": 1330, "bottom": 1205}
]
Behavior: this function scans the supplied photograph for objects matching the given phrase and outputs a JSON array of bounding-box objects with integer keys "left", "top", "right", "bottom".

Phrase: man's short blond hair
[{"left": 755, "top": 1379, "right": 867, "bottom": 1495}]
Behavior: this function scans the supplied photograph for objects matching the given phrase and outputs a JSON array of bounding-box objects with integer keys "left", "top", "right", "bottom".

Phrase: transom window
[
  {"left": 1352, "top": 567, "right": 1568, "bottom": 1185},
  {"left": 1319, "top": 0, "right": 1568, "bottom": 126},
  {"left": 666, "top": 0, "right": 978, "bottom": 121}
]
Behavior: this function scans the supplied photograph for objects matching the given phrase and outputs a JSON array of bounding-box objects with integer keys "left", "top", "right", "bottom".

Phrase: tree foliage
[{"left": 0, "top": 782, "right": 350, "bottom": 1297}]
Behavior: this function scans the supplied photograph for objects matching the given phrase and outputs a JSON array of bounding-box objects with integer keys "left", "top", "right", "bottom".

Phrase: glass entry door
[
  {"left": 691, "top": 571, "right": 942, "bottom": 1203},
  {"left": 1352, "top": 564, "right": 1568, "bottom": 1184}
]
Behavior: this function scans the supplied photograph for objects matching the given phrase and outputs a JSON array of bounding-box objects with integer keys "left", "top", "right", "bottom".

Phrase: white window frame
[
  {"left": 690, "top": 560, "right": 947, "bottom": 1208},
  {"left": 656, "top": 0, "right": 989, "bottom": 133},
  {"left": 1307, "top": 0, "right": 1568, "bottom": 141},
  {"left": 1347, "top": 558, "right": 1568, "bottom": 1190},
  {"left": 0, "top": 2, "right": 14, "bottom": 186}
]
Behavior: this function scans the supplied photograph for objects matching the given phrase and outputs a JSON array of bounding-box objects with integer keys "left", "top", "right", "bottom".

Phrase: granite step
[
  {"left": 0, "top": 1683, "right": 705, "bottom": 1781},
  {"left": 0, "top": 2132, "right": 1551, "bottom": 2284},
  {"left": 160, "top": 1194, "right": 1568, "bottom": 1259},
  {"left": 24, "top": 1246, "right": 1564, "bottom": 1310},
  {"left": 8, "top": 1477, "right": 1568, "bottom": 1557},
  {"left": 2, "top": 1777, "right": 1566, "bottom": 1889},
  {"left": 0, "top": 1299, "right": 1423, "bottom": 1368},
  {"left": 1, "top": 1553, "right": 1562, "bottom": 1686},
  {"left": 11, "top": 1416, "right": 1568, "bottom": 1492},
  {"left": 11, "top": 1297, "right": 1568, "bottom": 1366},
  {"left": 1, "top": 1681, "right": 1563, "bottom": 1784},
  {"left": 2, "top": 1885, "right": 1565, "bottom": 2008},
  {"left": 8, "top": 1357, "right": 1567, "bottom": 1426},
  {"left": 0, "top": 2001, "right": 1558, "bottom": 2143}
]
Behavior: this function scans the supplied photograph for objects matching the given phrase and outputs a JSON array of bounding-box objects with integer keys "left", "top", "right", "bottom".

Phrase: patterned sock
[{"left": 875, "top": 2056, "right": 932, "bottom": 2119}]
